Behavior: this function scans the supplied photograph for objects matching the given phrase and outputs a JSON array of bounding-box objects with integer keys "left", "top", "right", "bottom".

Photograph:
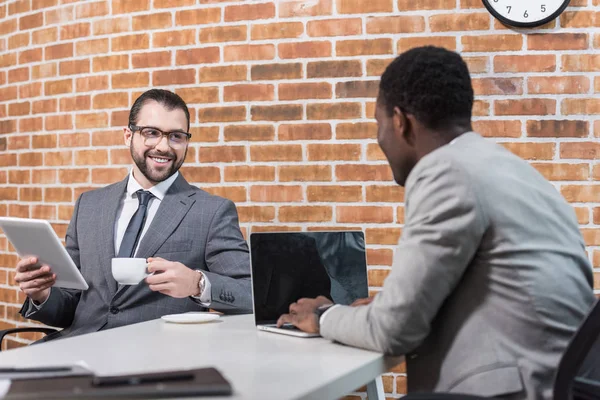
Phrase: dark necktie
[{"left": 117, "top": 190, "right": 153, "bottom": 258}]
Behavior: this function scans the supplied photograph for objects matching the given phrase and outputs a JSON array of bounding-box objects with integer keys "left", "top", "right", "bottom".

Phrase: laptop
[{"left": 250, "top": 231, "right": 369, "bottom": 338}]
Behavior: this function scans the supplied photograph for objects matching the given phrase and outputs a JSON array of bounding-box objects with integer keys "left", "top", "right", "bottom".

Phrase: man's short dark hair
[
  {"left": 128, "top": 89, "right": 191, "bottom": 132},
  {"left": 379, "top": 46, "right": 474, "bottom": 130}
]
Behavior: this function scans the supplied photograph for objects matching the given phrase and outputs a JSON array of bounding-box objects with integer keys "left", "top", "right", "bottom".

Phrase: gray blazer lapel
[
  {"left": 99, "top": 177, "right": 128, "bottom": 296},
  {"left": 114, "top": 174, "right": 196, "bottom": 298}
]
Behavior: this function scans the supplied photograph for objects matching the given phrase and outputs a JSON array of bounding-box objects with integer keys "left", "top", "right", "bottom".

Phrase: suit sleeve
[
  {"left": 320, "top": 160, "right": 487, "bottom": 355},
  {"left": 202, "top": 199, "right": 252, "bottom": 313},
  {"left": 19, "top": 194, "right": 84, "bottom": 328}
]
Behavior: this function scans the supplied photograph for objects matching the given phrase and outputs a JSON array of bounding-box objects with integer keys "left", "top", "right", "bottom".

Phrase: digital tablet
[{"left": 0, "top": 217, "right": 88, "bottom": 290}]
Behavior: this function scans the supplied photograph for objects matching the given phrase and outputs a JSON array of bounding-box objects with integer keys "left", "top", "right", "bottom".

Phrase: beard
[{"left": 130, "top": 145, "right": 186, "bottom": 185}]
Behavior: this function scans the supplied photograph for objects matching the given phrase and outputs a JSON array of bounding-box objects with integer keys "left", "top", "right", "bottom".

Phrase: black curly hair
[{"left": 379, "top": 46, "right": 474, "bottom": 131}]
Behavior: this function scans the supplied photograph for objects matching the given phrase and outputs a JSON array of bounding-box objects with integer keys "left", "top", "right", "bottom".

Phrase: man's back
[{"left": 406, "top": 132, "right": 595, "bottom": 398}]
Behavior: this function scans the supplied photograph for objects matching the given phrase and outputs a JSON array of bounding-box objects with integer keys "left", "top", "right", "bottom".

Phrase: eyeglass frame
[{"left": 128, "top": 124, "right": 192, "bottom": 148}]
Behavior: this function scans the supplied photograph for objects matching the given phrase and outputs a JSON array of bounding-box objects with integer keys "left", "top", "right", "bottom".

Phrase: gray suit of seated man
[{"left": 15, "top": 89, "right": 252, "bottom": 342}]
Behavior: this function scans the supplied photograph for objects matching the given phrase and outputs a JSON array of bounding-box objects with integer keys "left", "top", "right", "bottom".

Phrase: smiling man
[{"left": 15, "top": 89, "right": 251, "bottom": 341}]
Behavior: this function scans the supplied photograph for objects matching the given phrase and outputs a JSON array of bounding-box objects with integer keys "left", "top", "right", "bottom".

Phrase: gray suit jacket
[
  {"left": 21, "top": 174, "right": 252, "bottom": 341},
  {"left": 320, "top": 132, "right": 595, "bottom": 399}
]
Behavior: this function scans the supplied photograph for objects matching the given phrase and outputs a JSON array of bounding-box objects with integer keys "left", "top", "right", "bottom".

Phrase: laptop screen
[{"left": 250, "top": 231, "right": 369, "bottom": 325}]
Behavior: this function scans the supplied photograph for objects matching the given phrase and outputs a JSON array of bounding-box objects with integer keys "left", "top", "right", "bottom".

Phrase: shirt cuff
[
  {"left": 190, "top": 271, "right": 212, "bottom": 307},
  {"left": 319, "top": 304, "right": 340, "bottom": 329},
  {"left": 29, "top": 289, "right": 52, "bottom": 313}
]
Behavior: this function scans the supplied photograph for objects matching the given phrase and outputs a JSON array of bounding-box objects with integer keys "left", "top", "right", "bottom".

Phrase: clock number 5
[{"left": 541, "top": 4, "right": 546, "bottom": 12}]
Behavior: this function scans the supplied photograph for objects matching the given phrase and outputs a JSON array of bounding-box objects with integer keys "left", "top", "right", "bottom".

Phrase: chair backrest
[{"left": 553, "top": 299, "right": 600, "bottom": 400}]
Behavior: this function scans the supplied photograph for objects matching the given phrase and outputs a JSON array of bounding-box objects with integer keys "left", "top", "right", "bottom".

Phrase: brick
[
  {"left": 0, "top": 187, "right": 18, "bottom": 201},
  {"left": 560, "top": 143, "right": 600, "bottom": 159},
  {"left": 59, "top": 59, "right": 90, "bottom": 76},
  {"left": 278, "top": 124, "right": 331, "bottom": 141},
  {"left": 202, "top": 186, "right": 246, "bottom": 203},
  {"left": 562, "top": 99, "right": 600, "bottom": 115},
  {"left": 93, "top": 93, "right": 128, "bottom": 110},
  {"left": 200, "top": 25, "right": 246, "bottom": 43},
  {"left": 112, "top": 34, "right": 149, "bottom": 52},
  {"left": 560, "top": 11, "right": 600, "bottom": 28},
  {"left": 307, "top": 186, "right": 362, "bottom": 202},
  {"left": 462, "top": 35, "right": 522, "bottom": 52},
  {"left": 6, "top": 134, "right": 27, "bottom": 149},
  {"left": 280, "top": 206, "right": 332, "bottom": 223},
  {"left": 132, "top": 12, "right": 172, "bottom": 31},
  {"left": 45, "top": 115, "right": 73, "bottom": 131},
  {"left": 224, "top": 44, "right": 275, "bottom": 62},
  {"left": 0, "top": 53, "right": 16, "bottom": 68},
  {"left": 110, "top": 72, "right": 148, "bottom": 90},
  {"left": 32, "top": 0, "right": 57, "bottom": 10},
  {"left": 307, "top": 60, "right": 361, "bottom": 78},
  {"left": 175, "top": 8, "right": 220, "bottom": 25},
  {"left": 501, "top": 143, "right": 555, "bottom": 160},
  {"left": 398, "top": 0, "right": 454, "bottom": 9},
  {"left": 45, "top": 187, "right": 72, "bottom": 203},
  {"left": 366, "top": 228, "right": 401, "bottom": 245},
  {"left": 154, "top": 29, "right": 195, "bottom": 48},
  {"left": 60, "top": 22, "right": 90, "bottom": 40},
  {"left": 531, "top": 163, "right": 589, "bottom": 181},
  {"left": 9, "top": 204, "right": 29, "bottom": 219},
  {"left": 397, "top": 36, "right": 456, "bottom": 52},
  {"left": 176, "top": 48, "right": 220, "bottom": 66},
  {"left": 19, "top": 152, "right": 43, "bottom": 167},
  {"left": 225, "top": 2, "right": 275, "bottom": 22},
  {"left": 109, "top": 148, "right": 130, "bottom": 165},
  {"left": 174, "top": 87, "right": 219, "bottom": 105},
  {"left": 199, "top": 146, "right": 245, "bottom": 163},
  {"left": 76, "top": 112, "right": 108, "bottom": 129},
  {"left": 9, "top": 32, "right": 29, "bottom": 49},
  {"left": 224, "top": 125, "right": 274, "bottom": 142},
  {"left": 224, "top": 166, "right": 275, "bottom": 182},
  {"left": 19, "top": 12, "right": 43, "bottom": 30},
  {"left": 367, "top": 16, "right": 425, "bottom": 34},
  {"left": 200, "top": 65, "right": 247, "bottom": 83},
  {"left": 252, "top": 22, "right": 303, "bottom": 40},
  {"left": 45, "top": 6, "right": 74, "bottom": 26},
  {"left": 91, "top": 130, "right": 122, "bottom": 147},
  {"left": 307, "top": 103, "right": 361, "bottom": 120},
  {"left": 582, "top": 229, "right": 600, "bottom": 246},
  {"left": 279, "top": 0, "right": 332, "bottom": 17},
  {"left": 0, "top": 18, "right": 17, "bottom": 36},
  {"left": 19, "top": 48, "right": 43, "bottom": 64},
  {"left": 366, "top": 185, "right": 405, "bottom": 202},
  {"left": 238, "top": 206, "right": 275, "bottom": 223},
  {"left": 250, "top": 144, "right": 302, "bottom": 161},
  {"left": 250, "top": 64, "right": 300, "bottom": 82},
  {"left": 75, "top": 150, "right": 108, "bottom": 166},
  {"left": 9, "top": 170, "right": 30, "bottom": 184},
  {"left": 155, "top": 0, "right": 195, "bottom": 7},
  {"left": 152, "top": 68, "right": 195, "bottom": 86},
  {"left": 75, "top": 39, "right": 108, "bottom": 56},
  {"left": 560, "top": 185, "right": 600, "bottom": 203},
  {"left": 110, "top": 110, "right": 129, "bottom": 127},
  {"left": 250, "top": 185, "right": 303, "bottom": 202},
  {"left": 178, "top": 166, "right": 220, "bottom": 183},
  {"left": 76, "top": 1, "right": 108, "bottom": 18},
  {"left": 92, "top": 17, "right": 129, "bottom": 35},
  {"left": 367, "top": 249, "right": 394, "bottom": 267},
  {"left": 199, "top": 106, "right": 246, "bottom": 123},
  {"left": 223, "top": 84, "right": 274, "bottom": 102},
  {"left": 337, "top": 165, "right": 392, "bottom": 181},
  {"left": 59, "top": 133, "right": 90, "bottom": 148},
  {"left": 430, "top": 13, "right": 489, "bottom": 31},
  {"left": 8, "top": 101, "right": 30, "bottom": 116},
  {"left": 337, "top": 0, "right": 392, "bottom": 13},
  {"left": 471, "top": 120, "right": 520, "bottom": 138},
  {"left": 8, "top": 0, "right": 30, "bottom": 15},
  {"left": 308, "top": 18, "right": 361, "bottom": 37},
  {"left": 337, "top": 39, "right": 392, "bottom": 56},
  {"left": 336, "top": 81, "right": 379, "bottom": 99},
  {"left": 112, "top": 0, "right": 149, "bottom": 14},
  {"left": 574, "top": 207, "right": 590, "bottom": 224},
  {"left": 278, "top": 82, "right": 330, "bottom": 101},
  {"left": 76, "top": 75, "right": 108, "bottom": 92},
  {"left": 19, "top": 117, "right": 42, "bottom": 133},
  {"left": 528, "top": 76, "right": 589, "bottom": 95},
  {"left": 278, "top": 41, "right": 331, "bottom": 59},
  {"left": 528, "top": 33, "right": 588, "bottom": 51},
  {"left": 494, "top": 55, "right": 555, "bottom": 73},
  {"left": 32, "top": 63, "right": 56, "bottom": 80},
  {"left": 495, "top": 99, "right": 555, "bottom": 116},
  {"left": 279, "top": 165, "right": 331, "bottom": 182},
  {"left": 526, "top": 120, "right": 588, "bottom": 138},
  {"left": 366, "top": 143, "right": 386, "bottom": 161},
  {"left": 336, "top": 123, "right": 377, "bottom": 140},
  {"left": 251, "top": 105, "right": 302, "bottom": 122},
  {"left": 45, "top": 79, "right": 73, "bottom": 97},
  {"left": 472, "top": 78, "right": 523, "bottom": 96},
  {"left": 130, "top": 51, "right": 170, "bottom": 69},
  {"left": 562, "top": 55, "right": 600, "bottom": 72},
  {"left": 32, "top": 99, "right": 56, "bottom": 114},
  {"left": 308, "top": 144, "right": 360, "bottom": 161},
  {"left": 45, "top": 43, "right": 73, "bottom": 60},
  {"left": 8, "top": 67, "right": 28, "bottom": 83}
]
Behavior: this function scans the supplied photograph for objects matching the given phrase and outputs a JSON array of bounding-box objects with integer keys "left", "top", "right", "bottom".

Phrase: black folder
[{"left": 3, "top": 367, "right": 232, "bottom": 398}]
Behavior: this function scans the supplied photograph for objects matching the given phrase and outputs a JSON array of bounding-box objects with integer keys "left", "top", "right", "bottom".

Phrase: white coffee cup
[{"left": 111, "top": 258, "right": 151, "bottom": 285}]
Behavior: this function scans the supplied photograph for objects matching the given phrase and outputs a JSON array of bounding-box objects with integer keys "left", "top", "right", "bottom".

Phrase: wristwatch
[
  {"left": 314, "top": 304, "right": 334, "bottom": 319},
  {"left": 195, "top": 270, "right": 206, "bottom": 297}
]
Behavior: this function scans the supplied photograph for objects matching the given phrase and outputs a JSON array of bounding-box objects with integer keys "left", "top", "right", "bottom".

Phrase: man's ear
[
  {"left": 392, "top": 106, "right": 413, "bottom": 145},
  {"left": 123, "top": 127, "right": 132, "bottom": 146}
]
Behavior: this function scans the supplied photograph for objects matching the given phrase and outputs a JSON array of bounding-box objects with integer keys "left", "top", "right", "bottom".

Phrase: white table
[{"left": 0, "top": 315, "right": 402, "bottom": 400}]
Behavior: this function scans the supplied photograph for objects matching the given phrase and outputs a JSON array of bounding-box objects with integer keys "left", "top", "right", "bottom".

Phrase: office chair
[
  {"left": 0, "top": 327, "right": 57, "bottom": 351},
  {"left": 402, "top": 299, "right": 600, "bottom": 400}
]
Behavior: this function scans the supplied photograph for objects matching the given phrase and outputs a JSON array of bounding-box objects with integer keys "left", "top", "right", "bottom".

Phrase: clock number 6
[{"left": 524, "top": 10, "right": 528, "bottom": 17}]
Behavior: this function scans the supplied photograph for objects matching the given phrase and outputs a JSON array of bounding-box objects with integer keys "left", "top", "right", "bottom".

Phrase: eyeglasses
[{"left": 129, "top": 125, "right": 192, "bottom": 149}]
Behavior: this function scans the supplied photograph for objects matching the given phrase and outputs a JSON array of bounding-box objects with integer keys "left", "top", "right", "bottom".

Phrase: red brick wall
[{"left": 0, "top": 0, "right": 599, "bottom": 396}]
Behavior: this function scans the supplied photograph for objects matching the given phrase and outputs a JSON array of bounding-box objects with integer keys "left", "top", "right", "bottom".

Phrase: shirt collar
[{"left": 126, "top": 170, "right": 179, "bottom": 201}]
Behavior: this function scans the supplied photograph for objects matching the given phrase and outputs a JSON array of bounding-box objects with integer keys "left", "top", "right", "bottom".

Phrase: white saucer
[{"left": 161, "top": 312, "right": 220, "bottom": 324}]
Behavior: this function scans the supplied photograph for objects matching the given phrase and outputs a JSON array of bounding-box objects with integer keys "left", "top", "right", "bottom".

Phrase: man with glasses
[{"left": 14, "top": 89, "right": 252, "bottom": 342}]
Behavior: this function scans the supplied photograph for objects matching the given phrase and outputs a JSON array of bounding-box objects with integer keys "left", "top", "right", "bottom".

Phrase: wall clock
[{"left": 482, "top": 0, "right": 570, "bottom": 28}]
